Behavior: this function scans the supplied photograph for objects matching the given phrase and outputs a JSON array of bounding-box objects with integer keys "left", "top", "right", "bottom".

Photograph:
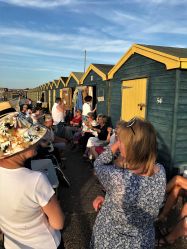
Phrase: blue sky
[{"left": 0, "top": 0, "right": 187, "bottom": 89}]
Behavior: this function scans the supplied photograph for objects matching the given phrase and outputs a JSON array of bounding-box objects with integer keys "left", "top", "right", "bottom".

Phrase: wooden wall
[
  {"left": 111, "top": 53, "right": 178, "bottom": 175},
  {"left": 82, "top": 70, "right": 109, "bottom": 116},
  {"left": 174, "top": 70, "right": 187, "bottom": 170}
]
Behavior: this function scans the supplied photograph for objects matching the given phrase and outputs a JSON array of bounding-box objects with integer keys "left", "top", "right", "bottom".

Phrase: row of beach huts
[{"left": 27, "top": 43, "right": 187, "bottom": 177}]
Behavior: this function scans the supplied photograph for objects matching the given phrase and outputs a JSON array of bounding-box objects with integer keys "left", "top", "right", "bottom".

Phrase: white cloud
[
  {"left": 133, "top": 0, "right": 187, "bottom": 4},
  {"left": 144, "top": 21, "right": 187, "bottom": 35},
  {"left": 0, "top": 26, "right": 131, "bottom": 53},
  {"left": 0, "top": 0, "right": 75, "bottom": 8}
]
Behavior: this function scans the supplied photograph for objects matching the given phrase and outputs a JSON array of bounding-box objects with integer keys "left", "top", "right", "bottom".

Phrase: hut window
[{"left": 91, "top": 75, "right": 94, "bottom": 81}]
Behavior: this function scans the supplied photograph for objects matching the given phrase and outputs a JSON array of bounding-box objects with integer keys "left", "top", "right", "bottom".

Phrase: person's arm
[
  {"left": 110, "top": 141, "right": 120, "bottom": 154},
  {"left": 93, "top": 146, "right": 116, "bottom": 191},
  {"left": 42, "top": 194, "right": 64, "bottom": 230},
  {"left": 106, "top": 127, "right": 113, "bottom": 143},
  {"left": 92, "top": 104, "right": 97, "bottom": 113},
  {"left": 34, "top": 174, "right": 64, "bottom": 230}
]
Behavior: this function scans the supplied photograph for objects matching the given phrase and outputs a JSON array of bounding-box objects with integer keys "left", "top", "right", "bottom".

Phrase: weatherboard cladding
[
  {"left": 82, "top": 70, "right": 102, "bottom": 85},
  {"left": 110, "top": 53, "right": 181, "bottom": 174},
  {"left": 175, "top": 70, "right": 187, "bottom": 166},
  {"left": 56, "top": 77, "right": 67, "bottom": 97},
  {"left": 68, "top": 77, "right": 78, "bottom": 88},
  {"left": 82, "top": 69, "right": 109, "bottom": 115}
]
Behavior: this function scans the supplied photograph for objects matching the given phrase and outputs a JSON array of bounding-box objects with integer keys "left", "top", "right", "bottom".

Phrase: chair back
[{"left": 31, "top": 159, "right": 59, "bottom": 188}]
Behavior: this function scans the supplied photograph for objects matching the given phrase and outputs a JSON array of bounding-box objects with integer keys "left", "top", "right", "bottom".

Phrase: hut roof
[
  {"left": 108, "top": 43, "right": 187, "bottom": 79},
  {"left": 81, "top": 64, "right": 114, "bottom": 83},
  {"left": 73, "top": 72, "right": 84, "bottom": 80},
  {"left": 56, "top": 77, "right": 68, "bottom": 88},
  {"left": 66, "top": 72, "right": 84, "bottom": 86},
  {"left": 140, "top": 44, "right": 187, "bottom": 58},
  {"left": 59, "top": 77, "right": 68, "bottom": 84},
  {"left": 92, "top": 64, "right": 114, "bottom": 74}
]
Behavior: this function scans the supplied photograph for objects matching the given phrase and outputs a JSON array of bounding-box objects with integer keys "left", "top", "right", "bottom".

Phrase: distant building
[{"left": 0, "top": 88, "right": 29, "bottom": 101}]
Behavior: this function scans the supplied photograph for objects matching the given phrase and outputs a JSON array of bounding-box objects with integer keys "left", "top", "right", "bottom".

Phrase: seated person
[
  {"left": 20, "top": 104, "right": 28, "bottom": 116},
  {"left": 44, "top": 115, "right": 67, "bottom": 148},
  {"left": 156, "top": 175, "right": 187, "bottom": 246},
  {"left": 83, "top": 115, "right": 110, "bottom": 158},
  {"left": 158, "top": 175, "right": 187, "bottom": 222},
  {"left": 25, "top": 108, "right": 33, "bottom": 123},
  {"left": 78, "top": 112, "right": 98, "bottom": 151},
  {"left": 72, "top": 112, "right": 98, "bottom": 150},
  {"left": 35, "top": 115, "right": 67, "bottom": 168},
  {"left": 157, "top": 203, "right": 187, "bottom": 247},
  {"left": 63, "top": 109, "right": 82, "bottom": 141},
  {"left": 89, "top": 120, "right": 125, "bottom": 160},
  {"left": 31, "top": 107, "right": 44, "bottom": 125}
]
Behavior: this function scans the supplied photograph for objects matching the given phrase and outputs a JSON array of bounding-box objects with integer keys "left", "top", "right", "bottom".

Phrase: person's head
[
  {"left": 97, "top": 115, "right": 107, "bottom": 126},
  {"left": 21, "top": 104, "right": 28, "bottom": 113},
  {"left": 26, "top": 108, "right": 32, "bottom": 115},
  {"left": 76, "top": 109, "right": 82, "bottom": 116},
  {"left": 32, "top": 107, "right": 42, "bottom": 116},
  {"left": 115, "top": 120, "right": 126, "bottom": 137},
  {"left": 118, "top": 117, "right": 157, "bottom": 176},
  {"left": 87, "top": 112, "right": 95, "bottom": 121},
  {"left": 96, "top": 113, "right": 103, "bottom": 123},
  {"left": 25, "top": 99, "right": 30, "bottom": 105},
  {"left": 84, "top": 95, "right": 92, "bottom": 103},
  {"left": 55, "top": 97, "right": 62, "bottom": 104},
  {"left": 44, "top": 115, "right": 53, "bottom": 128}
]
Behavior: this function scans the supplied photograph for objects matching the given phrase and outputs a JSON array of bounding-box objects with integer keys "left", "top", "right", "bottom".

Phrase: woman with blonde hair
[{"left": 90, "top": 117, "right": 166, "bottom": 249}]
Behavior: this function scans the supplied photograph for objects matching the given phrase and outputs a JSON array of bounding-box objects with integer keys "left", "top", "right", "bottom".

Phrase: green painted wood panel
[
  {"left": 110, "top": 53, "right": 177, "bottom": 176},
  {"left": 174, "top": 70, "right": 187, "bottom": 168}
]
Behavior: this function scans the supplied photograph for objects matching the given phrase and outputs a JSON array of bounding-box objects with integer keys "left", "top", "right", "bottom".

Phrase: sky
[{"left": 0, "top": 0, "right": 187, "bottom": 89}]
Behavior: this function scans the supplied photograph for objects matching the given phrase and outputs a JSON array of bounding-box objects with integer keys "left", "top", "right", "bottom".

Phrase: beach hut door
[{"left": 121, "top": 78, "right": 147, "bottom": 120}]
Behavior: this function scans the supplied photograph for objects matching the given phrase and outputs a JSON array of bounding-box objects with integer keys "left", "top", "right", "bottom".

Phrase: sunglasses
[{"left": 126, "top": 118, "right": 136, "bottom": 135}]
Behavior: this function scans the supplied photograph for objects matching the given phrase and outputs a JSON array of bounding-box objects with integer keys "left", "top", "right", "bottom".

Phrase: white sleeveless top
[{"left": 52, "top": 103, "right": 64, "bottom": 125}]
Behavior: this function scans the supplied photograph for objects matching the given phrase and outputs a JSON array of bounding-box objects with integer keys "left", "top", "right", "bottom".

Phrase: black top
[{"left": 98, "top": 125, "right": 108, "bottom": 141}]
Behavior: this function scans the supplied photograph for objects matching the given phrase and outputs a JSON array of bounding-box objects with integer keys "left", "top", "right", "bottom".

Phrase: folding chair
[
  {"left": 45, "top": 154, "right": 70, "bottom": 188},
  {"left": 31, "top": 159, "right": 59, "bottom": 189}
]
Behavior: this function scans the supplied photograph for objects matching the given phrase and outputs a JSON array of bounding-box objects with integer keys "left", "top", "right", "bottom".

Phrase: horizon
[{"left": 1, "top": 0, "right": 187, "bottom": 89}]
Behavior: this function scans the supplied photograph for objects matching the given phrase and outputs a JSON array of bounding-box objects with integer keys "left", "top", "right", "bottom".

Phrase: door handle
[{"left": 138, "top": 103, "right": 146, "bottom": 111}]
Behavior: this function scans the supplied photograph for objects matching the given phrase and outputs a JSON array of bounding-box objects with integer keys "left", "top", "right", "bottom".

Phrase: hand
[
  {"left": 93, "top": 196, "right": 105, "bottom": 212},
  {"left": 107, "top": 127, "right": 113, "bottom": 133},
  {"left": 110, "top": 141, "right": 120, "bottom": 154}
]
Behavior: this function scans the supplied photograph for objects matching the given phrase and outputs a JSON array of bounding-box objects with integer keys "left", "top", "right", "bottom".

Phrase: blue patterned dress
[{"left": 90, "top": 147, "right": 166, "bottom": 249}]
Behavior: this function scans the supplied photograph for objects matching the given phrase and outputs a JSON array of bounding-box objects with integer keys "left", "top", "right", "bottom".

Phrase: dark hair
[
  {"left": 84, "top": 95, "right": 92, "bottom": 102},
  {"left": 55, "top": 97, "right": 62, "bottom": 103},
  {"left": 76, "top": 109, "right": 82, "bottom": 114}
]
